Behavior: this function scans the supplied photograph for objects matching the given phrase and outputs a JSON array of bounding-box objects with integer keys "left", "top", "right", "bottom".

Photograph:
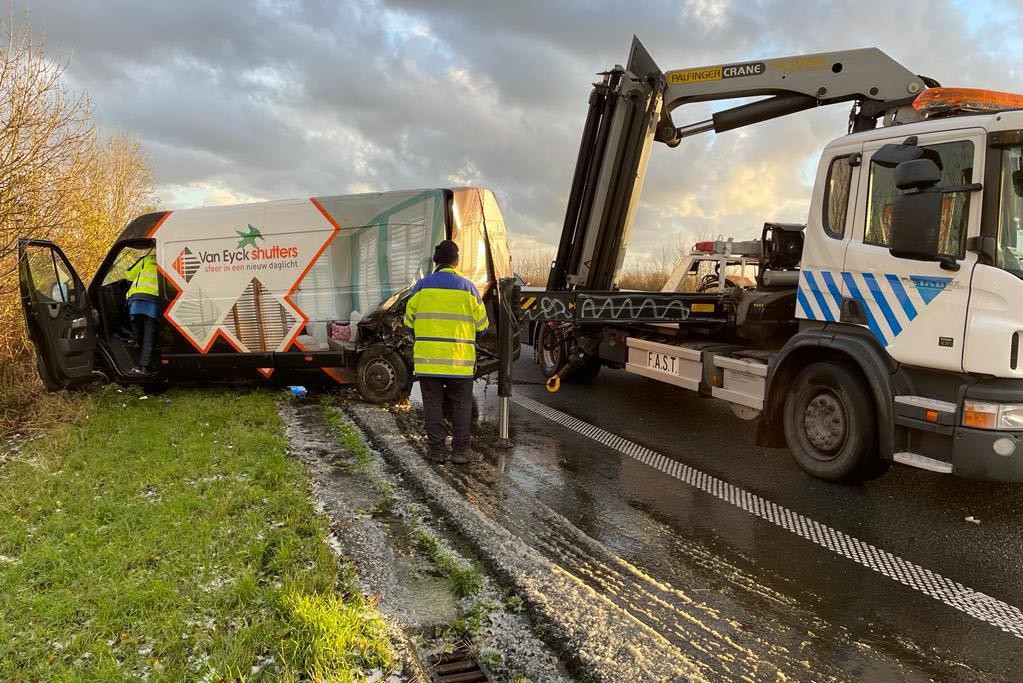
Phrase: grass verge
[{"left": 0, "top": 386, "right": 394, "bottom": 682}]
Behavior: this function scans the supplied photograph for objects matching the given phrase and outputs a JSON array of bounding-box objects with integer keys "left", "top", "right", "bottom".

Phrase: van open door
[{"left": 18, "top": 239, "right": 97, "bottom": 390}]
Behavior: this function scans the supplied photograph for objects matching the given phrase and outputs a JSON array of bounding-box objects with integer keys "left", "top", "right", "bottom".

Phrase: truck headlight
[{"left": 963, "top": 401, "right": 1023, "bottom": 430}]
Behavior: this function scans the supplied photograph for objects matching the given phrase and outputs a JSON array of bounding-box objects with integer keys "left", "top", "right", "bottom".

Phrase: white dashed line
[{"left": 512, "top": 394, "right": 1023, "bottom": 640}]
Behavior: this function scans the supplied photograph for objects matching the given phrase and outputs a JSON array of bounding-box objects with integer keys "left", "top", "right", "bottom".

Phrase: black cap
[{"left": 433, "top": 239, "right": 459, "bottom": 265}]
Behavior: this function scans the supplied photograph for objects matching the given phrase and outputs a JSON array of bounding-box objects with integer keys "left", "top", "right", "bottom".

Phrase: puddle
[{"left": 284, "top": 402, "right": 460, "bottom": 632}]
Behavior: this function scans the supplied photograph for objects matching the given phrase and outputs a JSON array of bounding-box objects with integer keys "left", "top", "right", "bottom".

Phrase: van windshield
[{"left": 997, "top": 145, "right": 1023, "bottom": 277}]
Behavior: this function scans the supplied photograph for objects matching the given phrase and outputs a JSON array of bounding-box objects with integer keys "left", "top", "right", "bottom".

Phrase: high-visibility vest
[
  {"left": 125, "top": 254, "right": 159, "bottom": 299},
  {"left": 403, "top": 267, "right": 489, "bottom": 378}
]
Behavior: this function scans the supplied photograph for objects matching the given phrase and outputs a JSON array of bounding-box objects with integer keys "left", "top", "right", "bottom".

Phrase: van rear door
[{"left": 17, "top": 239, "right": 96, "bottom": 389}]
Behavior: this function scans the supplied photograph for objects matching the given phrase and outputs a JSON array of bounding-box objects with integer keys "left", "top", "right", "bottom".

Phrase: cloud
[{"left": 18, "top": 0, "right": 1023, "bottom": 266}]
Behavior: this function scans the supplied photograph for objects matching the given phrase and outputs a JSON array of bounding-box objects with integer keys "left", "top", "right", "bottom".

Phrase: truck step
[
  {"left": 893, "top": 451, "right": 953, "bottom": 474},
  {"left": 711, "top": 355, "right": 767, "bottom": 411}
]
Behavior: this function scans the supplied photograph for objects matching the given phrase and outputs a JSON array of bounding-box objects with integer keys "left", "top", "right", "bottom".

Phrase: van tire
[
  {"left": 356, "top": 346, "right": 410, "bottom": 404},
  {"left": 783, "top": 362, "right": 877, "bottom": 482}
]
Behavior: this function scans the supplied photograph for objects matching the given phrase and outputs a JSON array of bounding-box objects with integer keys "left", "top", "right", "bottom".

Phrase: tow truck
[{"left": 524, "top": 38, "right": 1023, "bottom": 482}]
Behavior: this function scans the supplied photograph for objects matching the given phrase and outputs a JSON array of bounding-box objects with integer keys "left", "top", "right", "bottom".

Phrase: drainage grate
[{"left": 429, "top": 649, "right": 490, "bottom": 683}]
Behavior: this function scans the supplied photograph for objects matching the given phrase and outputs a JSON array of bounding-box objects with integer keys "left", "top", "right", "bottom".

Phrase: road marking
[{"left": 513, "top": 394, "right": 1023, "bottom": 640}]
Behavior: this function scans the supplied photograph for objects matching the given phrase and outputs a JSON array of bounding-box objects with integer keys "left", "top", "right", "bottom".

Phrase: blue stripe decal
[
  {"left": 803, "top": 271, "right": 835, "bottom": 322},
  {"left": 862, "top": 272, "right": 902, "bottom": 337},
  {"left": 820, "top": 270, "right": 844, "bottom": 312},
  {"left": 842, "top": 272, "right": 887, "bottom": 346},
  {"left": 796, "top": 287, "right": 816, "bottom": 320},
  {"left": 885, "top": 274, "right": 917, "bottom": 321}
]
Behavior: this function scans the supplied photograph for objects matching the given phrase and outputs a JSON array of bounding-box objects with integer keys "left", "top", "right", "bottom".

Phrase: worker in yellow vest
[
  {"left": 124, "top": 252, "right": 161, "bottom": 376},
  {"left": 403, "top": 240, "right": 489, "bottom": 463}
]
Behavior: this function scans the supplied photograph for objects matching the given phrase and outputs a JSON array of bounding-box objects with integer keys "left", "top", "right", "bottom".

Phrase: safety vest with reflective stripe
[
  {"left": 125, "top": 253, "right": 159, "bottom": 300},
  {"left": 403, "top": 267, "right": 489, "bottom": 378}
]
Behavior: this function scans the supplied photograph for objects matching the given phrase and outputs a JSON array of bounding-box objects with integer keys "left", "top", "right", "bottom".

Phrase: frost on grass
[{"left": 0, "top": 387, "right": 398, "bottom": 682}]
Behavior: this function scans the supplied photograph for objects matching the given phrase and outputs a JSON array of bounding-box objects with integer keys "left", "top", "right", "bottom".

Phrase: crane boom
[{"left": 548, "top": 37, "right": 934, "bottom": 292}]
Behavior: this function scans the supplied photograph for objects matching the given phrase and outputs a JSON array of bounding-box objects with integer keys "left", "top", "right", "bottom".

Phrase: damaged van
[{"left": 18, "top": 187, "right": 514, "bottom": 402}]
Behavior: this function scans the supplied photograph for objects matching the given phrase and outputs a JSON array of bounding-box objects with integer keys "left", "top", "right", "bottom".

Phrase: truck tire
[
  {"left": 356, "top": 346, "right": 411, "bottom": 404},
  {"left": 535, "top": 325, "right": 566, "bottom": 378},
  {"left": 536, "top": 326, "right": 600, "bottom": 383},
  {"left": 783, "top": 362, "right": 878, "bottom": 482}
]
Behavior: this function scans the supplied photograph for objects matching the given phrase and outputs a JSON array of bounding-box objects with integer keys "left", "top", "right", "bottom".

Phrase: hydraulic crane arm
[
  {"left": 548, "top": 37, "right": 935, "bottom": 292},
  {"left": 658, "top": 47, "right": 930, "bottom": 145}
]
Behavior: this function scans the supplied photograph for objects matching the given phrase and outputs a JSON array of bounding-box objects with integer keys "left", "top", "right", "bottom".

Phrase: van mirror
[{"left": 889, "top": 158, "right": 946, "bottom": 265}]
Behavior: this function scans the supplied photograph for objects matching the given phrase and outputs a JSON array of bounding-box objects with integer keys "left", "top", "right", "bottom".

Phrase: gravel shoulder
[{"left": 282, "top": 399, "right": 574, "bottom": 683}]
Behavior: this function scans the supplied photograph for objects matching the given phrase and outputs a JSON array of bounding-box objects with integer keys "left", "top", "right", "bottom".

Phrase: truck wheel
[
  {"left": 536, "top": 326, "right": 600, "bottom": 383},
  {"left": 783, "top": 362, "right": 877, "bottom": 482},
  {"left": 536, "top": 326, "right": 567, "bottom": 378},
  {"left": 356, "top": 347, "right": 411, "bottom": 404}
]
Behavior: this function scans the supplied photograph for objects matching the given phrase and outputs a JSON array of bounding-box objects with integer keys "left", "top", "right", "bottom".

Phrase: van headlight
[{"left": 963, "top": 400, "right": 1023, "bottom": 430}]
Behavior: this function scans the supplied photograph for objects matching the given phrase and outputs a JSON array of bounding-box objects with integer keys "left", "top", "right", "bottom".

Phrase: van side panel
[{"left": 149, "top": 190, "right": 448, "bottom": 377}]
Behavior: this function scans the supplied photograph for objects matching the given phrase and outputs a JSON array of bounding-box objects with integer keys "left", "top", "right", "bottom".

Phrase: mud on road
[{"left": 281, "top": 400, "right": 572, "bottom": 683}]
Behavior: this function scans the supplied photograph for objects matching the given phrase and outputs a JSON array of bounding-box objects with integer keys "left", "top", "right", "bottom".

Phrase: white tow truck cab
[{"left": 527, "top": 36, "right": 1023, "bottom": 482}]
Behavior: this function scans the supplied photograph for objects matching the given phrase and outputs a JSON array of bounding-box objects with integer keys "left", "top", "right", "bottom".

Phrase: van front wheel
[{"left": 356, "top": 347, "right": 410, "bottom": 404}]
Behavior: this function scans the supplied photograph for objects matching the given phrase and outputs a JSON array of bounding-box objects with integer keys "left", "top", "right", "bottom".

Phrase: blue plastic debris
[{"left": 288, "top": 385, "right": 308, "bottom": 398}]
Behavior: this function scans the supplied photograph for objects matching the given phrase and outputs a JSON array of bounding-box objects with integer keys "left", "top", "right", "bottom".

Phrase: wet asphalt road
[{"left": 408, "top": 350, "right": 1023, "bottom": 681}]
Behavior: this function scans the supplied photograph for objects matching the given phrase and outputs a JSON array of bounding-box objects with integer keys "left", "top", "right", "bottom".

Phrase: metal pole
[
  {"left": 498, "top": 395, "right": 510, "bottom": 443},
  {"left": 496, "top": 277, "right": 517, "bottom": 449}
]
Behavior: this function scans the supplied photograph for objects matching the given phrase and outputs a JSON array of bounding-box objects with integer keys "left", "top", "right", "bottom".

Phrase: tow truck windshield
[{"left": 997, "top": 145, "right": 1023, "bottom": 277}]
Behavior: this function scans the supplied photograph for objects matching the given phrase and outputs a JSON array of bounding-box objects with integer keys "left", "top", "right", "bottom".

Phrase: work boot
[
  {"left": 451, "top": 450, "right": 482, "bottom": 464},
  {"left": 128, "top": 366, "right": 154, "bottom": 377},
  {"left": 426, "top": 450, "right": 448, "bottom": 464}
]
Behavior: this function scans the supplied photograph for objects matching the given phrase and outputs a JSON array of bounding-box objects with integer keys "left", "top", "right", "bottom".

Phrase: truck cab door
[
  {"left": 18, "top": 239, "right": 97, "bottom": 389},
  {"left": 841, "top": 130, "right": 983, "bottom": 371}
]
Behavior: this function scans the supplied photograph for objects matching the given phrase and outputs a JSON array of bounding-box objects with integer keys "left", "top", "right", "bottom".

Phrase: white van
[{"left": 18, "top": 187, "right": 514, "bottom": 401}]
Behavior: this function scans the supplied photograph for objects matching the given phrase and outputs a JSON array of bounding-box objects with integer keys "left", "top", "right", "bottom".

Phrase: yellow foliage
[{"left": 0, "top": 12, "right": 155, "bottom": 432}]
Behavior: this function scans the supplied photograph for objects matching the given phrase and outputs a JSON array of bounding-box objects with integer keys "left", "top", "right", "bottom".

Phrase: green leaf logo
[{"left": 236, "top": 224, "right": 264, "bottom": 249}]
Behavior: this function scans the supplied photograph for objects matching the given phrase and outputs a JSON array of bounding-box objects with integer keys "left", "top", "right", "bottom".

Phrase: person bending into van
[
  {"left": 403, "top": 240, "right": 489, "bottom": 464},
  {"left": 124, "top": 252, "right": 161, "bottom": 376}
]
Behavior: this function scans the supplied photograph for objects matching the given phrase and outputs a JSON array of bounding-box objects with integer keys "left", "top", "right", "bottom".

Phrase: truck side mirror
[
  {"left": 1013, "top": 168, "right": 1023, "bottom": 197},
  {"left": 888, "top": 159, "right": 948, "bottom": 266}
]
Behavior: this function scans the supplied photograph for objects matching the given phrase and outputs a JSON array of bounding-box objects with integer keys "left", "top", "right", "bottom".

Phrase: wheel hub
[
  {"left": 365, "top": 359, "right": 396, "bottom": 392},
  {"left": 803, "top": 391, "right": 846, "bottom": 453}
]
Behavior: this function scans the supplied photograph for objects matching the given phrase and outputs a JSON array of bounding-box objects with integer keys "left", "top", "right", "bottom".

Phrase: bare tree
[
  {"left": 0, "top": 11, "right": 96, "bottom": 291},
  {"left": 513, "top": 249, "right": 556, "bottom": 286},
  {"left": 0, "top": 12, "right": 155, "bottom": 413}
]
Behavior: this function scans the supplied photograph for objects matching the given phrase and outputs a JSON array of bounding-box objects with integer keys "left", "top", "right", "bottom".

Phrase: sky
[{"left": 17, "top": 0, "right": 1023, "bottom": 266}]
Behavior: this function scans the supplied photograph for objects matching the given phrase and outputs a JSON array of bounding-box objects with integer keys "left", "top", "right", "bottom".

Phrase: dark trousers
[
  {"left": 420, "top": 376, "right": 473, "bottom": 456},
  {"left": 132, "top": 315, "right": 158, "bottom": 368}
]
